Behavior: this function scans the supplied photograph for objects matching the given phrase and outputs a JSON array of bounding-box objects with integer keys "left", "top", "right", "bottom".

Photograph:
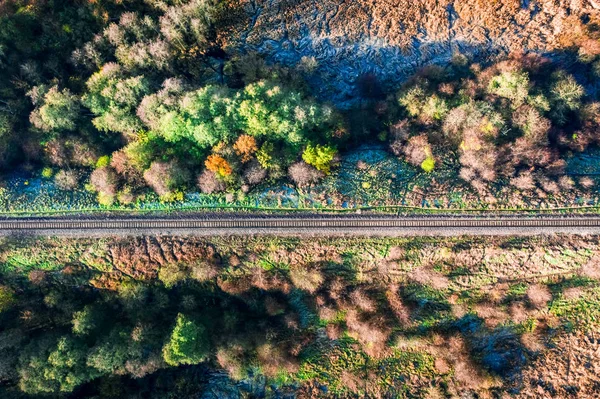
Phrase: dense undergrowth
[
  {"left": 2, "top": 1, "right": 600, "bottom": 212},
  {"left": 1, "top": 235, "right": 599, "bottom": 397}
]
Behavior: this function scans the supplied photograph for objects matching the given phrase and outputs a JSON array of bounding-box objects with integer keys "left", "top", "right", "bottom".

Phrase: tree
[
  {"left": 301, "top": 144, "right": 337, "bottom": 174},
  {"left": 197, "top": 169, "right": 226, "bottom": 194},
  {"left": 140, "top": 81, "right": 338, "bottom": 150},
  {"left": 551, "top": 72, "right": 585, "bottom": 111},
  {"left": 19, "top": 337, "right": 97, "bottom": 394},
  {"left": 162, "top": 314, "right": 210, "bottom": 366},
  {"left": 84, "top": 63, "right": 150, "bottom": 135},
  {"left": 205, "top": 154, "right": 232, "bottom": 177},
  {"left": 488, "top": 71, "right": 530, "bottom": 108},
  {"left": 87, "top": 329, "right": 146, "bottom": 375},
  {"left": 233, "top": 134, "right": 257, "bottom": 162},
  {"left": 54, "top": 170, "right": 79, "bottom": 191},
  {"left": 90, "top": 167, "right": 118, "bottom": 205},
  {"left": 143, "top": 161, "right": 189, "bottom": 197},
  {"left": 288, "top": 162, "right": 323, "bottom": 187},
  {"left": 29, "top": 86, "right": 80, "bottom": 132},
  {"left": 0, "top": 285, "right": 15, "bottom": 313}
]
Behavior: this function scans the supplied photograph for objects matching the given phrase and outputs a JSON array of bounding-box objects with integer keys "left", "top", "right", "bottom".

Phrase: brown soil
[{"left": 239, "top": 0, "right": 600, "bottom": 105}]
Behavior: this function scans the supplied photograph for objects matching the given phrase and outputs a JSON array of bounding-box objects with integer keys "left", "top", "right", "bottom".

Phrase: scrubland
[{"left": 1, "top": 235, "right": 599, "bottom": 397}]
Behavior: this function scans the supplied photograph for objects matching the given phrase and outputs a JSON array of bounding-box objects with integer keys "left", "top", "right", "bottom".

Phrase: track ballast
[{"left": 2, "top": 215, "right": 600, "bottom": 236}]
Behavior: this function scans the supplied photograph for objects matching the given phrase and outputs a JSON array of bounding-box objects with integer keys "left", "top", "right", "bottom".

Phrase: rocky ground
[{"left": 236, "top": 0, "right": 600, "bottom": 106}]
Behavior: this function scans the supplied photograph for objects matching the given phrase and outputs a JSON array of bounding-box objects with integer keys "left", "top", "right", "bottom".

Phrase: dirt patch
[{"left": 239, "top": 0, "right": 599, "bottom": 106}]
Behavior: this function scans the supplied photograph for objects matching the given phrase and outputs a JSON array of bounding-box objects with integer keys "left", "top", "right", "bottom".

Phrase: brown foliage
[
  {"left": 90, "top": 167, "right": 118, "bottom": 196},
  {"left": 288, "top": 161, "right": 323, "bottom": 187},
  {"left": 205, "top": 154, "right": 232, "bottom": 177},
  {"left": 143, "top": 161, "right": 187, "bottom": 196},
  {"left": 233, "top": 134, "right": 258, "bottom": 162},
  {"left": 197, "top": 169, "right": 226, "bottom": 194}
]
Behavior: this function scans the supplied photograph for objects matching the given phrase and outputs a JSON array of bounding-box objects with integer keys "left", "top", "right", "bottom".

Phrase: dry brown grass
[
  {"left": 409, "top": 267, "right": 450, "bottom": 290},
  {"left": 526, "top": 284, "right": 552, "bottom": 310},
  {"left": 289, "top": 265, "right": 324, "bottom": 293},
  {"left": 345, "top": 309, "right": 390, "bottom": 357},
  {"left": 518, "top": 331, "right": 600, "bottom": 398}
]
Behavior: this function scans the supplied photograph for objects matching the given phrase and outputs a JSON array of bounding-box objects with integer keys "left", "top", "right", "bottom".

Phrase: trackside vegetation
[
  {"left": 0, "top": 235, "right": 599, "bottom": 397},
  {"left": 1, "top": 1, "right": 600, "bottom": 212}
]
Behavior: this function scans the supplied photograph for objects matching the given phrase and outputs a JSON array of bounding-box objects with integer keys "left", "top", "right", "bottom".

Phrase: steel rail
[{"left": 1, "top": 216, "right": 600, "bottom": 234}]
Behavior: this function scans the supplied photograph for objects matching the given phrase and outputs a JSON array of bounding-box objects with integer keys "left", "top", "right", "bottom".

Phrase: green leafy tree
[
  {"left": 139, "top": 81, "right": 337, "bottom": 150},
  {"left": 302, "top": 144, "right": 337, "bottom": 174},
  {"left": 488, "top": 71, "right": 530, "bottom": 108},
  {"left": 72, "top": 306, "right": 97, "bottom": 336},
  {"left": 162, "top": 314, "right": 210, "bottom": 366},
  {"left": 19, "top": 337, "right": 97, "bottom": 394},
  {"left": 29, "top": 86, "right": 80, "bottom": 132},
  {"left": 87, "top": 329, "right": 144, "bottom": 375},
  {"left": 84, "top": 63, "right": 150, "bottom": 135},
  {"left": 551, "top": 72, "right": 585, "bottom": 110}
]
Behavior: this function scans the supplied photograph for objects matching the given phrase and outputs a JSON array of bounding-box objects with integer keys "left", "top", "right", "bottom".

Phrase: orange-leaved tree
[{"left": 205, "top": 154, "right": 232, "bottom": 177}]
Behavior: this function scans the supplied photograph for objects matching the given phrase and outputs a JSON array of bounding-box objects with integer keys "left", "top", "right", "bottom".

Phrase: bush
[
  {"left": 54, "top": 170, "right": 79, "bottom": 191},
  {"left": 526, "top": 284, "right": 552, "bottom": 309},
  {"left": 95, "top": 155, "right": 111, "bottom": 168},
  {"left": 197, "top": 170, "right": 226, "bottom": 194},
  {"left": 288, "top": 162, "right": 323, "bottom": 187},
  {"left": 289, "top": 265, "right": 323, "bottom": 293},
  {"left": 143, "top": 161, "right": 189, "bottom": 197},
  {"left": 421, "top": 157, "right": 435, "bottom": 172},
  {"left": 41, "top": 167, "right": 53, "bottom": 178},
  {"left": 301, "top": 144, "right": 337, "bottom": 174}
]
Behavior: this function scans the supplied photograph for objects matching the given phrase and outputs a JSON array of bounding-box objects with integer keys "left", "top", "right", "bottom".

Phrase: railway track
[{"left": 1, "top": 215, "right": 600, "bottom": 236}]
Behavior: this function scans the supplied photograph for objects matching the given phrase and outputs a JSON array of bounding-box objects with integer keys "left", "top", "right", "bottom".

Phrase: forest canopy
[{"left": 1, "top": 0, "right": 600, "bottom": 208}]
